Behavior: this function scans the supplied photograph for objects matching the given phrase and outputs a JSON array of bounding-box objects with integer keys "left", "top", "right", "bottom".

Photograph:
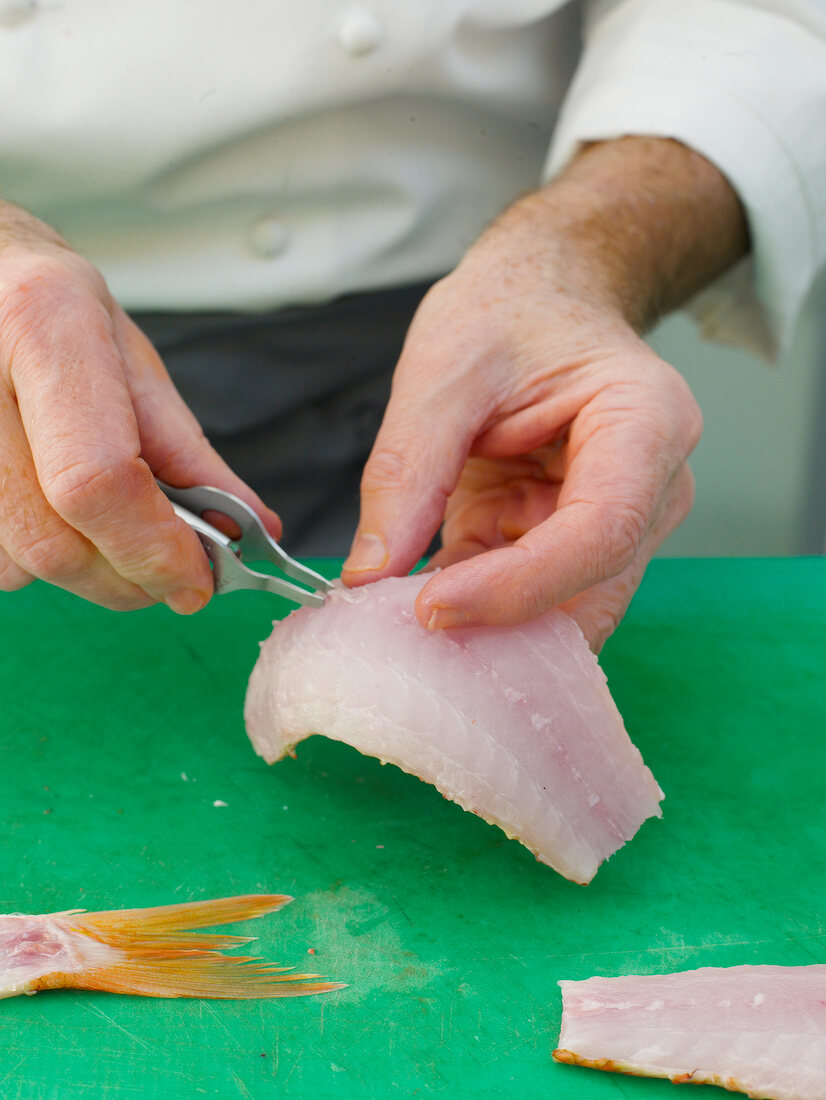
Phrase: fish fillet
[
  {"left": 554, "top": 965, "right": 826, "bottom": 1099},
  {"left": 244, "top": 573, "right": 663, "bottom": 883}
]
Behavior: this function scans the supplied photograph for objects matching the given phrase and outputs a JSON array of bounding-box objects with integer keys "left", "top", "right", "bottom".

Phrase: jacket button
[
  {"left": 337, "top": 7, "right": 382, "bottom": 56},
  {"left": 0, "top": 0, "right": 36, "bottom": 27},
  {"left": 249, "top": 216, "right": 290, "bottom": 259}
]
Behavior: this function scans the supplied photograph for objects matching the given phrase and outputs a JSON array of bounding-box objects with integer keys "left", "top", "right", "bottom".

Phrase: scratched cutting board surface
[{"left": 1, "top": 557, "right": 824, "bottom": 1099}]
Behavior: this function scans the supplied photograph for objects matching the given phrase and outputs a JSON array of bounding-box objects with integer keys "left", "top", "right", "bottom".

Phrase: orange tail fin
[{"left": 40, "top": 895, "right": 344, "bottom": 999}]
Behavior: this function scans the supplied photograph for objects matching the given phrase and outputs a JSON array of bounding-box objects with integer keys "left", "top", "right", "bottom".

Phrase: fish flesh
[
  {"left": 554, "top": 965, "right": 826, "bottom": 1099},
  {"left": 245, "top": 573, "right": 663, "bottom": 884},
  {"left": 0, "top": 894, "right": 343, "bottom": 999}
]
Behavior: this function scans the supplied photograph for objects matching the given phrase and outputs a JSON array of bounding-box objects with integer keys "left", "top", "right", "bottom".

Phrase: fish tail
[
  {"left": 75, "top": 893, "right": 294, "bottom": 941},
  {"left": 44, "top": 895, "right": 344, "bottom": 999},
  {"left": 54, "top": 956, "right": 344, "bottom": 999}
]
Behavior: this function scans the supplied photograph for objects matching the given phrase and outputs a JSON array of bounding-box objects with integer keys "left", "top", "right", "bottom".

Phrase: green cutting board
[{"left": 1, "top": 558, "right": 824, "bottom": 1099}]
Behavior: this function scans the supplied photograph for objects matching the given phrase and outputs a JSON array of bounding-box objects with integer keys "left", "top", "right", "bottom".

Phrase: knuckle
[
  {"left": 685, "top": 398, "right": 704, "bottom": 452},
  {"left": 41, "top": 459, "right": 205, "bottom": 590},
  {"left": 600, "top": 501, "right": 649, "bottom": 573},
  {"left": 661, "top": 366, "right": 704, "bottom": 453},
  {"left": 675, "top": 383, "right": 703, "bottom": 453},
  {"left": 43, "top": 457, "right": 143, "bottom": 527},
  {"left": 0, "top": 257, "right": 67, "bottom": 319},
  {"left": 672, "top": 464, "right": 696, "bottom": 518},
  {"left": 0, "top": 255, "right": 112, "bottom": 365},
  {"left": 586, "top": 602, "right": 625, "bottom": 651},
  {"left": 361, "top": 444, "right": 419, "bottom": 494},
  {"left": 570, "top": 575, "right": 639, "bottom": 653},
  {"left": 128, "top": 513, "right": 199, "bottom": 580},
  {"left": 11, "top": 523, "right": 94, "bottom": 585},
  {"left": 0, "top": 278, "right": 55, "bottom": 359}
]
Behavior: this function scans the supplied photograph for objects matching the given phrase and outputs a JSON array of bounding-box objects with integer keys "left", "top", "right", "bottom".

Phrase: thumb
[
  {"left": 342, "top": 374, "right": 477, "bottom": 585},
  {"left": 115, "top": 310, "right": 282, "bottom": 540}
]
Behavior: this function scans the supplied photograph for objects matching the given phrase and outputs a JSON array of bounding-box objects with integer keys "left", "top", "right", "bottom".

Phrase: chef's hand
[
  {"left": 0, "top": 202, "right": 281, "bottom": 612},
  {"left": 343, "top": 138, "right": 749, "bottom": 650}
]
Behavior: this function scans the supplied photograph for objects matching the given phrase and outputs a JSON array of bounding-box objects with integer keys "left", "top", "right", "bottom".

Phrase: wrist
[{"left": 469, "top": 136, "right": 749, "bottom": 333}]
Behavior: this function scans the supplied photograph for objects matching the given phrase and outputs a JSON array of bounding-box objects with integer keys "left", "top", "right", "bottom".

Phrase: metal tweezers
[{"left": 158, "top": 481, "right": 333, "bottom": 608}]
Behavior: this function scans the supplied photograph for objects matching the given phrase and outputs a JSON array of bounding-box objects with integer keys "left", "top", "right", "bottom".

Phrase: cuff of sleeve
[{"left": 545, "top": 2, "right": 826, "bottom": 360}]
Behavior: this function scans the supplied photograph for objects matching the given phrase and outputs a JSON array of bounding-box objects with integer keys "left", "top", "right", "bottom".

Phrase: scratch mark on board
[
  {"left": 231, "top": 1072, "right": 254, "bottom": 1099},
  {"left": 390, "top": 893, "right": 413, "bottom": 924},
  {"left": 0, "top": 1054, "right": 29, "bottom": 1089},
  {"left": 281, "top": 1045, "right": 305, "bottom": 1090},
  {"left": 200, "top": 998, "right": 237, "bottom": 1040},
  {"left": 34, "top": 1009, "right": 79, "bottom": 1049},
  {"left": 80, "top": 1002, "right": 153, "bottom": 1052}
]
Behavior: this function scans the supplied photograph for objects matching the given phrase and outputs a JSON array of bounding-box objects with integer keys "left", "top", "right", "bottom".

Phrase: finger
[
  {"left": 558, "top": 465, "right": 695, "bottom": 652},
  {"left": 113, "top": 311, "right": 282, "bottom": 541},
  {"left": 426, "top": 538, "right": 487, "bottom": 571},
  {"left": 428, "top": 451, "right": 689, "bottom": 645},
  {"left": 0, "top": 384, "right": 155, "bottom": 609},
  {"left": 440, "top": 457, "right": 563, "bottom": 552},
  {"left": 341, "top": 304, "right": 495, "bottom": 584},
  {"left": 426, "top": 463, "right": 562, "bottom": 570},
  {"left": 342, "top": 407, "right": 473, "bottom": 584},
  {"left": 8, "top": 292, "right": 213, "bottom": 612},
  {"left": 0, "top": 543, "right": 33, "bottom": 592},
  {"left": 415, "top": 392, "right": 700, "bottom": 628}
]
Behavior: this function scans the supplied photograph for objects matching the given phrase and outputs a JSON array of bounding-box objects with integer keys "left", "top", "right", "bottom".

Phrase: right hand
[{"left": 0, "top": 202, "right": 281, "bottom": 613}]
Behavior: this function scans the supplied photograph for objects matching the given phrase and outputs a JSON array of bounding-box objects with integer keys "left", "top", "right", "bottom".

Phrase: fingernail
[
  {"left": 344, "top": 531, "right": 389, "bottom": 573},
  {"left": 165, "top": 588, "right": 208, "bottom": 615},
  {"left": 426, "top": 606, "right": 472, "bottom": 631}
]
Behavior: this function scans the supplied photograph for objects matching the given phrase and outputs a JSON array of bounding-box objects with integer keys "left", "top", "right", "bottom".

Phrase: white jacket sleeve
[{"left": 545, "top": 0, "right": 826, "bottom": 359}]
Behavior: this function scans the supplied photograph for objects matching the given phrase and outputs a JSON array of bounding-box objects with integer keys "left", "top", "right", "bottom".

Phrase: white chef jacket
[{"left": 0, "top": 0, "right": 824, "bottom": 358}]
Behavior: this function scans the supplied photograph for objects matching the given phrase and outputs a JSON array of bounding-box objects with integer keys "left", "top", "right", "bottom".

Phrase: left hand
[
  {"left": 341, "top": 260, "right": 699, "bottom": 652},
  {"left": 341, "top": 138, "right": 747, "bottom": 650}
]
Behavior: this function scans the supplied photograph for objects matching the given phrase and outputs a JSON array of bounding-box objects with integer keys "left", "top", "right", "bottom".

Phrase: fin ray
[
  {"left": 24, "top": 895, "right": 343, "bottom": 1000},
  {"left": 59, "top": 955, "right": 344, "bottom": 998},
  {"left": 70, "top": 894, "right": 293, "bottom": 943}
]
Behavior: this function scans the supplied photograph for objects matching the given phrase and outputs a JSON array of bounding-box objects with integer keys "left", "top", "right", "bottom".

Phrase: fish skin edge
[{"left": 552, "top": 1049, "right": 764, "bottom": 1098}]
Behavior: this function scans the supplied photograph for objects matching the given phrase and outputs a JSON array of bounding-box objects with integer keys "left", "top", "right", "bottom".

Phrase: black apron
[{"left": 133, "top": 280, "right": 435, "bottom": 557}]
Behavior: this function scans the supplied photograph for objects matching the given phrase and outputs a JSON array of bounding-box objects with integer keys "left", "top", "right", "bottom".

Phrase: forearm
[{"left": 473, "top": 136, "right": 750, "bottom": 333}]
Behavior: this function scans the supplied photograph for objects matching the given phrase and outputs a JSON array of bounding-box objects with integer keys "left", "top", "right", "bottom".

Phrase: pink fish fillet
[
  {"left": 554, "top": 965, "right": 826, "bottom": 1100},
  {"left": 244, "top": 573, "right": 663, "bottom": 884}
]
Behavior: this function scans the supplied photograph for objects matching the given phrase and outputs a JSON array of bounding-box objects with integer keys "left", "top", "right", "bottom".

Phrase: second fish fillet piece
[
  {"left": 554, "top": 965, "right": 826, "bottom": 1100},
  {"left": 245, "top": 573, "right": 663, "bottom": 883}
]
